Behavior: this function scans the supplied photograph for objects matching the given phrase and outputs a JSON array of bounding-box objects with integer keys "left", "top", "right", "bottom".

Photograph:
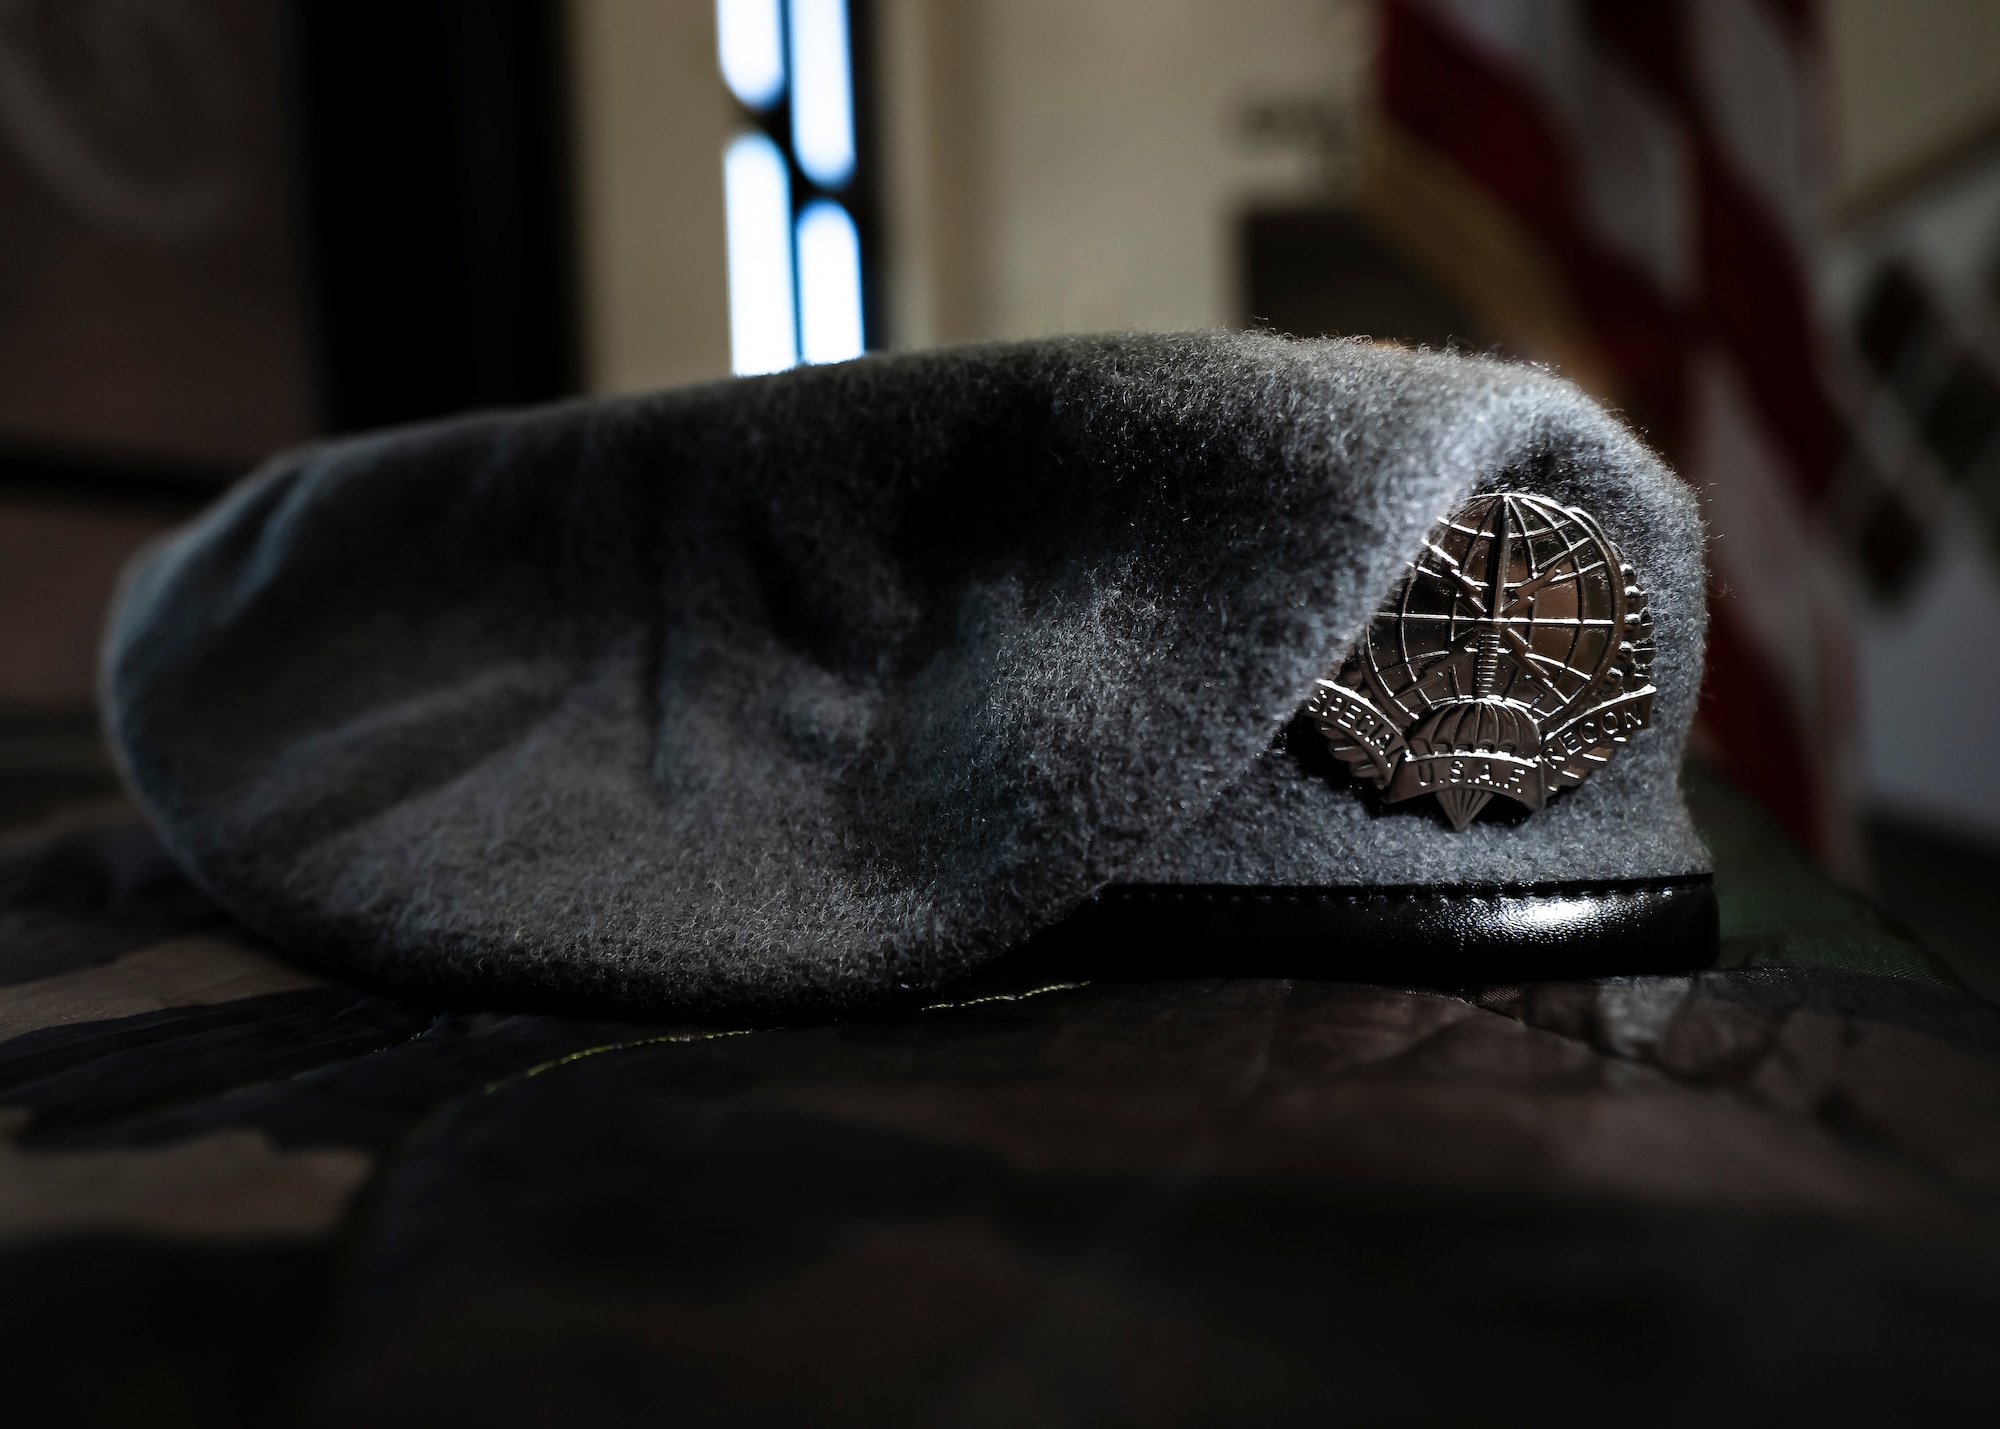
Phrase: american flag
[{"left": 1366, "top": 0, "right": 1874, "bottom": 873}]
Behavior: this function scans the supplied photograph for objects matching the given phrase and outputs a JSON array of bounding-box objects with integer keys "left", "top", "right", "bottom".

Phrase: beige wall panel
[
  {"left": 878, "top": 0, "right": 990, "bottom": 346},
  {"left": 569, "top": 0, "right": 735, "bottom": 393},
  {"left": 883, "top": 0, "right": 1364, "bottom": 346},
  {"left": 1827, "top": 0, "right": 2000, "bottom": 210},
  {"left": 979, "top": 0, "right": 1361, "bottom": 339}
]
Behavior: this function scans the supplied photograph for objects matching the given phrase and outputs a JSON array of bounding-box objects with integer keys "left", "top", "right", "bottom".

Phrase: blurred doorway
[{"left": 1240, "top": 206, "right": 1483, "bottom": 351}]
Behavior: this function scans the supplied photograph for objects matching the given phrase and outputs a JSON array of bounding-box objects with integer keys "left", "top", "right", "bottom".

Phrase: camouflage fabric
[{"left": 2, "top": 722, "right": 1996, "bottom": 1426}]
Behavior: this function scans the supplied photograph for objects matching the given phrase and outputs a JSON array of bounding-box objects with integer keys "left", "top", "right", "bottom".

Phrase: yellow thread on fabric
[
  {"left": 482, "top": 981, "right": 1087, "bottom": 1094},
  {"left": 487, "top": 1028, "right": 758, "bottom": 1093},
  {"left": 919, "top": 981, "right": 1088, "bottom": 1012}
]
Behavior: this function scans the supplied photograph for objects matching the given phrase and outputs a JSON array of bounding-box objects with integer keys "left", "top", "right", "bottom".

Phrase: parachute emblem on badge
[{"left": 1307, "top": 491, "right": 1656, "bottom": 831}]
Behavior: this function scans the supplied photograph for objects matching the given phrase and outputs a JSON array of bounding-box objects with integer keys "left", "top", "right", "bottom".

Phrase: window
[{"left": 718, "top": 0, "right": 873, "bottom": 376}]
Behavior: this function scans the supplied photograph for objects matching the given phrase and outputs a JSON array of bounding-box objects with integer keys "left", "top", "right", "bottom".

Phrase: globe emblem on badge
[{"left": 1306, "top": 492, "right": 1656, "bottom": 830}]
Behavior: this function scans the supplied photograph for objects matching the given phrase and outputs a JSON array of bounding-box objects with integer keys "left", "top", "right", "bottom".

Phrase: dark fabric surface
[
  {"left": 104, "top": 335, "right": 1708, "bottom": 1014},
  {"left": 2, "top": 738, "right": 1996, "bottom": 1426}
]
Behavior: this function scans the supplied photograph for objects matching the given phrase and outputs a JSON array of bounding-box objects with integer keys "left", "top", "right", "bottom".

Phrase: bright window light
[
  {"left": 788, "top": 0, "right": 854, "bottom": 189},
  {"left": 723, "top": 132, "right": 797, "bottom": 375},
  {"left": 796, "top": 199, "right": 863, "bottom": 363},
  {"left": 717, "top": 0, "right": 785, "bottom": 110}
]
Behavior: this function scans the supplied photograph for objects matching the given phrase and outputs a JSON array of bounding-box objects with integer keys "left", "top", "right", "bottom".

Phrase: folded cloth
[{"left": 103, "top": 333, "right": 1708, "bottom": 1014}]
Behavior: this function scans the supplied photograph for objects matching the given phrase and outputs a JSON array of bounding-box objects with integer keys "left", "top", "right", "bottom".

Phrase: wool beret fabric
[{"left": 103, "top": 332, "right": 1708, "bottom": 1014}]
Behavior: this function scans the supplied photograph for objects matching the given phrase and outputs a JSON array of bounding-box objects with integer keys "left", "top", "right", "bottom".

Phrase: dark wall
[
  {"left": 1240, "top": 208, "right": 1480, "bottom": 351},
  {"left": 289, "top": 0, "right": 579, "bottom": 433}
]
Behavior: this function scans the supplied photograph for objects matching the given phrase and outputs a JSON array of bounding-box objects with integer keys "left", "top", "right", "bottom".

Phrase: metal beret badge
[{"left": 1308, "top": 491, "right": 1655, "bottom": 830}]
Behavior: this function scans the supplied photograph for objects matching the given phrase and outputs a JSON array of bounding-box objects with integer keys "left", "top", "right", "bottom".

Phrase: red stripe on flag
[
  {"left": 1700, "top": 597, "right": 1822, "bottom": 851},
  {"left": 1585, "top": 0, "right": 1843, "bottom": 496},
  {"left": 1694, "top": 147, "right": 1844, "bottom": 495},
  {"left": 1379, "top": 4, "right": 1572, "bottom": 225},
  {"left": 1381, "top": 3, "right": 1692, "bottom": 443},
  {"left": 1585, "top": 0, "right": 1690, "bottom": 107}
]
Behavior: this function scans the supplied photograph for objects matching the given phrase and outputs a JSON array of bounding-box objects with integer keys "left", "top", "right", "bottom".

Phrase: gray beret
[{"left": 103, "top": 332, "right": 1708, "bottom": 1014}]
